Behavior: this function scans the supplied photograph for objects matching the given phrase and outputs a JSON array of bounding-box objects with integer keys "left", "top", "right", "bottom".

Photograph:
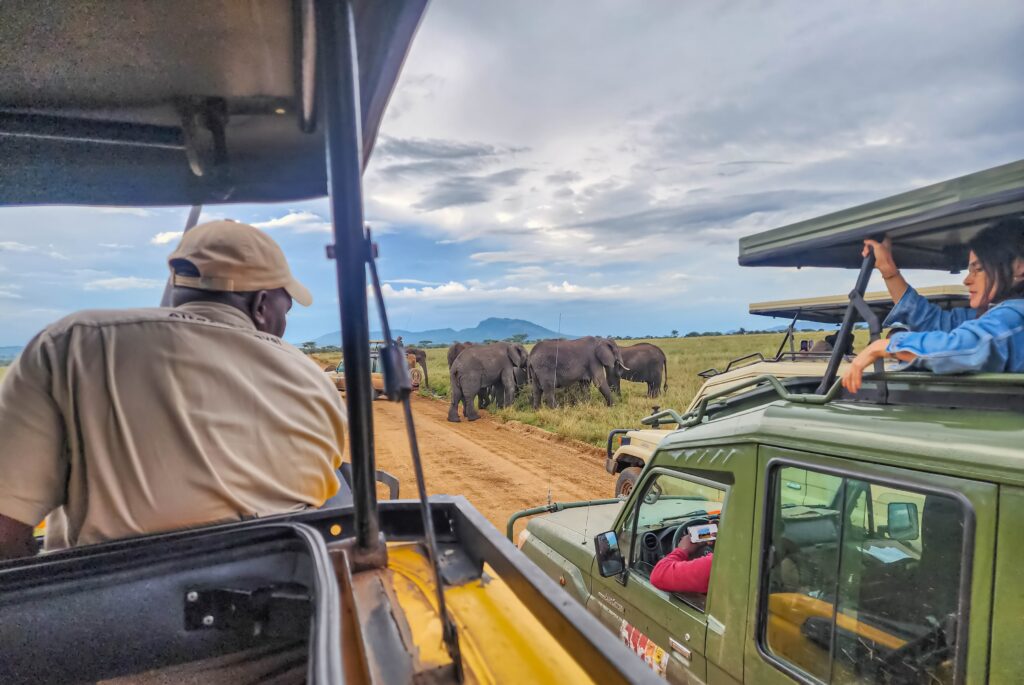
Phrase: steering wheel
[{"left": 671, "top": 516, "right": 717, "bottom": 556}]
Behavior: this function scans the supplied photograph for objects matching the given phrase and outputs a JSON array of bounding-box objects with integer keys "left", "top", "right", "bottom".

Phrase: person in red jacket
[{"left": 650, "top": 534, "right": 714, "bottom": 594}]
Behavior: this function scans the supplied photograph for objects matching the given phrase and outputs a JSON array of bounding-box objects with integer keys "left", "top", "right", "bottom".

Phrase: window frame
[
  {"left": 622, "top": 466, "right": 730, "bottom": 613},
  {"left": 755, "top": 455, "right": 977, "bottom": 685}
]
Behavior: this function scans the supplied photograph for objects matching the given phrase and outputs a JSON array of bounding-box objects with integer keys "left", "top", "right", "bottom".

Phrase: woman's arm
[{"left": 864, "top": 237, "right": 909, "bottom": 303}]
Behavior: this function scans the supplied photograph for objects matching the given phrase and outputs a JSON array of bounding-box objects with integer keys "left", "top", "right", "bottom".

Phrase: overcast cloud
[{"left": 1, "top": 1, "right": 1023, "bottom": 343}]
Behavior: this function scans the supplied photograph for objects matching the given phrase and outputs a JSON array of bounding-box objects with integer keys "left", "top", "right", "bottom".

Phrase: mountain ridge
[{"left": 311, "top": 317, "right": 577, "bottom": 347}]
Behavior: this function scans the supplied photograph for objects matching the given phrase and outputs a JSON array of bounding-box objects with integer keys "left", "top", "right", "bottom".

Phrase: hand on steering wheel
[{"left": 671, "top": 522, "right": 712, "bottom": 559}]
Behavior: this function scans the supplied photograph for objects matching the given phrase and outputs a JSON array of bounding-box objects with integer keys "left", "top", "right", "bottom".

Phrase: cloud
[
  {"left": 253, "top": 211, "right": 332, "bottom": 234},
  {"left": 84, "top": 277, "right": 165, "bottom": 291},
  {"left": 385, "top": 278, "right": 442, "bottom": 286},
  {"left": 0, "top": 241, "right": 68, "bottom": 260},
  {"left": 0, "top": 285, "right": 23, "bottom": 299},
  {"left": 378, "top": 278, "right": 631, "bottom": 304},
  {"left": 414, "top": 168, "right": 529, "bottom": 211},
  {"left": 151, "top": 231, "right": 183, "bottom": 246},
  {"left": 96, "top": 208, "right": 154, "bottom": 217},
  {"left": 99, "top": 243, "right": 133, "bottom": 249},
  {"left": 377, "top": 136, "right": 525, "bottom": 160},
  {"left": 0, "top": 242, "right": 35, "bottom": 253}
]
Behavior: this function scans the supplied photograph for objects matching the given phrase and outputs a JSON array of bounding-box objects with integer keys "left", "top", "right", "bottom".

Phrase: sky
[{"left": 2, "top": 1, "right": 1023, "bottom": 346}]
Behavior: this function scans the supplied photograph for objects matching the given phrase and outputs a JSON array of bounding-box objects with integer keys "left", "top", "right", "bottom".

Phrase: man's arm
[
  {"left": 650, "top": 547, "right": 714, "bottom": 594},
  {"left": 0, "top": 514, "right": 37, "bottom": 560}
]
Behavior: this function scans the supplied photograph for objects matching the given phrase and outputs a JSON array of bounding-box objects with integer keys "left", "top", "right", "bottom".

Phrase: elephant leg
[
  {"left": 544, "top": 381, "right": 558, "bottom": 409},
  {"left": 595, "top": 376, "right": 614, "bottom": 406},
  {"left": 448, "top": 380, "right": 463, "bottom": 422},
  {"left": 501, "top": 368, "right": 515, "bottom": 407},
  {"left": 464, "top": 382, "right": 481, "bottom": 421},
  {"left": 532, "top": 380, "right": 542, "bottom": 410}
]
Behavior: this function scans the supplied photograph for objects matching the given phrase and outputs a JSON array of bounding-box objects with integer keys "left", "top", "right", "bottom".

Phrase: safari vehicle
[
  {"left": 512, "top": 159, "right": 1024, "bottom": 683},
  {"left": 604, "top": 286, "right": 969, "bottom": 497},
  {"left": 0, "top": 3, "right": 659, "bottom": 684},
  {"left": 329, "top": 341, "right": 415, "bottom": 399}
]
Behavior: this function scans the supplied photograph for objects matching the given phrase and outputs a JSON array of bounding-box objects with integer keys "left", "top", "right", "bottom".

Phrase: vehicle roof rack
[
  {"left": 0, "top": 1, "right": 425, "bottom": 206},
  {"left": 738, "top": 158, "right": 1024, "bottom": 271},
  {"left": 749, "top": 285, "right": 969, "bottom": 324}
]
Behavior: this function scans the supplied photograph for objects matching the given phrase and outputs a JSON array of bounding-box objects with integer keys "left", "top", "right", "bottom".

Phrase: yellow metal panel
[{"left": 387, "top": 543, "right": 596, "bottom": 684}]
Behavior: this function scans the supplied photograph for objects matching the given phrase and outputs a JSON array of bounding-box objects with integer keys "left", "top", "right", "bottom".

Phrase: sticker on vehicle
[{"left": 619, "top": 619, "right": 668, "bottom": 678}]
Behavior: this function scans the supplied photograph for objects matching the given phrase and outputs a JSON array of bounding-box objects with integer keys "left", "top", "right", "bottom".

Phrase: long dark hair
[{"left": 968, "top": 215, "right": 1024, "bottom": 305}]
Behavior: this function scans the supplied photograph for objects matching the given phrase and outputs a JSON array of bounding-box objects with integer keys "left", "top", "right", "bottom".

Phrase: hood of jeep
[
  {"left": 525, "top": 502, "right": 623, "bottom": 568},
  {"left": 625, "top": 428, "right": 671, "bottom": 453}
]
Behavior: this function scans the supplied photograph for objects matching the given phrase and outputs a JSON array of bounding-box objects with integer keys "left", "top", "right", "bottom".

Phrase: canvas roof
[
  {"left": 738, "top": 159, "right": 1024, "bottom": 271},
  {"left": 0, "top": 0, "right": 426, "bottom": 206},
  {"left": 749, "top": 285, "right": 969, "bottom": 324}
]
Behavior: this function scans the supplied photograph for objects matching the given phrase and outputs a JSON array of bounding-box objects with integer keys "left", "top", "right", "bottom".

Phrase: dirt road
[{"left": 371, "top": 394, "right": 613, "bottom": 536}]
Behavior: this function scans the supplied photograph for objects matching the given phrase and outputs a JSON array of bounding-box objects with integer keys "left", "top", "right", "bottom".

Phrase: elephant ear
[
  {"left": 596, "top": 339, "right": 616, "bottom": 366},
  {"left": 508, "top": 344, "right": 526, "bottom": 367}
]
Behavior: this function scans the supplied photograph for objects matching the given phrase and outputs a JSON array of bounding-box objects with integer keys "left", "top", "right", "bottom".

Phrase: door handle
[{"left": 670, "top": 637, "right": 691, "bottom": 660}]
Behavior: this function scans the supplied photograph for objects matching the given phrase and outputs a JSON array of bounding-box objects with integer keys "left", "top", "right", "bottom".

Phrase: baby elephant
[{"left": 448, "top": 342, "right": 529, "bottom": 422}]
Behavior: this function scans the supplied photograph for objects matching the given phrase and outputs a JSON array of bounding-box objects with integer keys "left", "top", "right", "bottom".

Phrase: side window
[
  {"left": 624, "top": 471, "right": 726, "bottom": 611},
  {"left": 761, "top": 465, "right": 966, "bottom": 684}
]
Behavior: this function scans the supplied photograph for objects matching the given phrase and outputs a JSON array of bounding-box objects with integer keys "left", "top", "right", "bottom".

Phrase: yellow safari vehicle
[
  {"left": 605, "top": 286, "right": 969, "bottom": 497},
  {"left": 329, "top": 341, "right": 416, "bottom": 399},
  {"left": 0, "top": 3, "right": 658, "bottom": 684}
]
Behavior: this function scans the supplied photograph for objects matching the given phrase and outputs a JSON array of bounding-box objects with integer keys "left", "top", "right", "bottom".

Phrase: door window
[
  {"left": 760, "top": 465, "right": 967, "bottom": 684},
  {"left": 626, "top": 471, "right": 726, "bottom": 612}
]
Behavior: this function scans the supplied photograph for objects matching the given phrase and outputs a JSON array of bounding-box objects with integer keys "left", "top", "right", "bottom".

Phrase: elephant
[
  {"left": 448, "top": 342, "right": 529, "bottom": 422},
  {"left": 480, "top": 364, "right": 528, "bottom": 409},
  {"left": 447, "top": 341, "right": 475, "bottom": 368},
  {"left": 528, "top": 336, "right": 627, "bottom": 409},
  {"left": 610, "top": 342, "right": 668, "bottom": 398},
  {"left": 404, "top": 346, "right": 429, "bottom": 387}
]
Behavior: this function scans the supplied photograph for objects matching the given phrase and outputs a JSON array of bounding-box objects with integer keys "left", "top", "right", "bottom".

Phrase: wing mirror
[
  {"left": 594, "top": 531, "right": 625, "bottom": 577},
  {"left": 886, "top": 501, "right": 920, "bottom": 541}
]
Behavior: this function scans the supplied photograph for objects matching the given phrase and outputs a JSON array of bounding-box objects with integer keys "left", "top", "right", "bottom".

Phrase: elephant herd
[{"left": 445, "top": 338, "right": 668, "bottom": 422}]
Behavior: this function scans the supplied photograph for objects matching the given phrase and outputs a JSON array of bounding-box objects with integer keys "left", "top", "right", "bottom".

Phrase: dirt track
[{"left": 371, "top": 394, "right": 613, "bottom": 536}]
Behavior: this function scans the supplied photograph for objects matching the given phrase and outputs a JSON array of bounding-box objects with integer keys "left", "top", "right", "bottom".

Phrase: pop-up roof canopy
[
  {"left": 0, "top": 0, "right": 426, "bottom": 206},
  {"left": 749, "top": 285, "right": 969, "bottom": 325},
  {"left": 739, "top": 159, "right": 1024, "bottom": 271}
]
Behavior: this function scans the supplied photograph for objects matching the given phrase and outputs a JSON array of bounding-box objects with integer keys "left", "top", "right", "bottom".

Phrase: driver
[
  {"left": 0, "top": 220, "right": 345, "bottom": 559},
  {"left": 649, "top": 528, "right": 714, "bottom": 594}
]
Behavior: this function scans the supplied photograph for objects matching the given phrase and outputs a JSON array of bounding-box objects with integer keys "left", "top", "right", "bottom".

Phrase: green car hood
[{"left": 526, "top": 501, "right": 623, "bottom": 573}]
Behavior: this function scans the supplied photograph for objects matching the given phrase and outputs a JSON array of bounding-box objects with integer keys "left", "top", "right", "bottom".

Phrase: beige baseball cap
[{"left": 168, "top": 220, "right": 313, "bottom": 306}]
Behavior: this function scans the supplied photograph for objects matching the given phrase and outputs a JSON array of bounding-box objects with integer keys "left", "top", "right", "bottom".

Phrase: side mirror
[
  {"left": 886, "top": 502, "right": 919, "bottom": 541},
  {"left": 594, "top": 531, "right": 625, "bottom": 577}
]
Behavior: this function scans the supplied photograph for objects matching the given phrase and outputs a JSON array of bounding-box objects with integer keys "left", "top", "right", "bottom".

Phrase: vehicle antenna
[
  {"left": 366, "top": 226, "right": 464, "bottom": 681},
  {"left": 158, "top": 204, "right": 202, "bottom": 307}
]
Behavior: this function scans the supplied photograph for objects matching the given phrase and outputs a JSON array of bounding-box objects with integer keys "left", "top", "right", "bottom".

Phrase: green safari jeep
[
  {"left": 605, "top": 285, "right": 969, "bottom": 498},
  {"left": 512, "top": 159, "right": 1024, "bottom": 684}
]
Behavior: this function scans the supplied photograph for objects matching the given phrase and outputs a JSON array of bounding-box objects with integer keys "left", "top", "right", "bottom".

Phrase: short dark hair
[{"left": 969, "top": 216, "right": 1024, "bottom": 305}]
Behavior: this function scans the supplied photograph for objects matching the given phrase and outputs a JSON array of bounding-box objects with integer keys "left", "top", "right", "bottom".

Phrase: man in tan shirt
[{"left": 0, "top": 220, "right": 345, "bottom": 559}]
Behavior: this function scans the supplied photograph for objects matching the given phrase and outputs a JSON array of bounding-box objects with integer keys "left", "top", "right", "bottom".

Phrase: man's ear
[{"left": 249, "top": 290, "right": 270, "bottom": 332}]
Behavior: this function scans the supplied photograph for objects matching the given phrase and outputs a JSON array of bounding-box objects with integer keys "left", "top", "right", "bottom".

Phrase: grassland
[
  {"left": 0, "top": 366, "right": 6, "bottom": 383},
  {"left": 315, "top": 329, "right": 872, "bottom": 448}
]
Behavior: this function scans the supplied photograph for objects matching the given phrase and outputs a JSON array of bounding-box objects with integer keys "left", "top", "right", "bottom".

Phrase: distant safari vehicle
[
  {"left": 329, "top": 341, "right": 420, "bottom": 400},
  {"left": 512, "top": 159, "right": 1024, "bottom": 684},
  {"left": 604, "top": 286, "right": 968, "bottom": 497}
]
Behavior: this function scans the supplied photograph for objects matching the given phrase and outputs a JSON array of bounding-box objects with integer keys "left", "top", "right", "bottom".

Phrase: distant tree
[
  {"left": 483, "top": 338, "right": 499, "bottom": 344},
  {"left": 671, "top": 329, "right": 679, "bottom": 337},
  {"left": 685, "top": 331, "right": 700, "bottom": 338},
  {"left": 300, "top": 341, "right": 317, "bottom": 354},
  {"left": 738, "top": 327, "right": 747, "bottom": 335},
  {"left": 506, "top": 333, "right": 528, "bottom": 343},
  {"left": 419, "top": 339, "right": 433, "bottom": 346}
]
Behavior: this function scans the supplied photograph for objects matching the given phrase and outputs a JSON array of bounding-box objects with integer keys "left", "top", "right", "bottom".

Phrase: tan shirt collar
[{"left": 174, "top": 301, "right": 257, "bottom": 331}]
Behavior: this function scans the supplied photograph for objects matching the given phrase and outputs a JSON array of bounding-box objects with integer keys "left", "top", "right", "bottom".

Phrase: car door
[
  {"left": 744, "top": 446, "right": 997, "bottom": 685},
  {"left": 588, "top": 465, "right": 742, "bottom": 684}
]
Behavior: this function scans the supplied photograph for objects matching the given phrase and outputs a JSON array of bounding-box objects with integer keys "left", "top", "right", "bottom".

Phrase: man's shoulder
[{"left": 44, "top": 307, "right": 179, "bottom": 334}]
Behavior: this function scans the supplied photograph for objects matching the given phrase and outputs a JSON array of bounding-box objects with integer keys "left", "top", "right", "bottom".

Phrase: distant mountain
[
  {"left": 311, "top": 317, "right": 576, "bottom": 347},
  {"left": 0, "top": 346, "right": 22, "bottom": 364}
]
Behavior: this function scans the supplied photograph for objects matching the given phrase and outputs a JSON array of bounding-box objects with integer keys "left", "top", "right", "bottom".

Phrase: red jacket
[{"left": 649, "top": 548, "right": 713, "bottom": 594}]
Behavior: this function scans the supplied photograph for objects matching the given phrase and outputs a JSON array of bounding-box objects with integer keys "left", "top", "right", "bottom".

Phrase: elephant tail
[{"left": 663, "top": 358, "right": 669, "bottom": 391}]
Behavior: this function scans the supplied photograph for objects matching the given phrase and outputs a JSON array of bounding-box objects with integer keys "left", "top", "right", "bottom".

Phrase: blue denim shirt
[{"left": 883, "top": 286, "right": 1024, "bottom": 374}]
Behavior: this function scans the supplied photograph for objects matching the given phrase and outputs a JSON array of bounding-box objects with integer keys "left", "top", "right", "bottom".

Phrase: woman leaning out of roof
[{"left": 842, "top": 216, "right": 1024, "bottom": 393}]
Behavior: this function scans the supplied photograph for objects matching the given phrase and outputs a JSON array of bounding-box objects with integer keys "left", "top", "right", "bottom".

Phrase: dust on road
[{"left": 370, "top": 394, "right": 614, "bottom": 537}]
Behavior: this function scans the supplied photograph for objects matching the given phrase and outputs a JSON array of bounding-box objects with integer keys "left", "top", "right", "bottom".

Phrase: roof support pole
[
  {"left": 816, "top": 251, "right": 876, "bottom": 394},
  {"left": 317, "top": 0, "right": 382, "bottom": 555}
]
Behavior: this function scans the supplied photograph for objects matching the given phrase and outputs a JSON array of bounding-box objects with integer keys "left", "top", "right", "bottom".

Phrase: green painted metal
[
  {"left": 506, "top": 499, "right": 621, "bottom": 541},
  {"left": 738, "top": 158, "right": 1024, "bottom": 270}
]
